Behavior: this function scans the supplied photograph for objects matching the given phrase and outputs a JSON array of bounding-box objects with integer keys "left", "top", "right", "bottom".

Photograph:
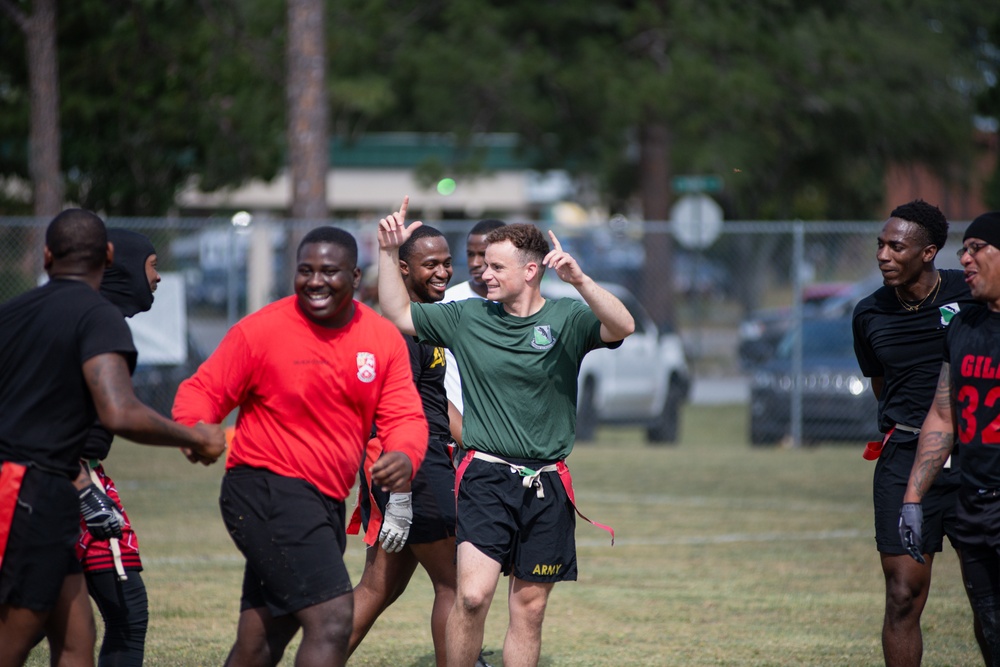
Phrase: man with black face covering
[
  {"left": 75, "top": 228, "right": 161, "bottom": 666},
  {"left": 0, "top": 209, "right": 225, "bottom": 667}
]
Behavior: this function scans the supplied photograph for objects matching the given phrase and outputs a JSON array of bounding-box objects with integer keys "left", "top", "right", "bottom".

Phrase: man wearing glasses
[
  {"left": 901, "top": 211, "right": 1000, "bottom": 666},
  {"left": 852, "top": 200, "right": 979, "bottom": 667}
]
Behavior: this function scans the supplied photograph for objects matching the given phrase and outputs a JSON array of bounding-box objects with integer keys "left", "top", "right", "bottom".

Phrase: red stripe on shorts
[{"left": 0, "top": 462, "right": 28, "bottom": 570}]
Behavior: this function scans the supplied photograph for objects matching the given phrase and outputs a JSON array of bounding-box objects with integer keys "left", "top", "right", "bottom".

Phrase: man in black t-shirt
[
  {"left": 349, "top": 225, "right": 471, "bottom": 667},
  {"left": 902, "top": 211, "right": 1000, "bottom": 667},
  {"left": 853, "top": 199, "right": 979, "bottom": 667},
  {"left": 0, "top": 209, "right": 226, "bottom": 667}
]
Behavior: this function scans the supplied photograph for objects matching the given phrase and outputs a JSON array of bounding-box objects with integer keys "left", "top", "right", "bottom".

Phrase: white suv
[{"left": 541, "top": 280, "right": 691, "bottom": 444}]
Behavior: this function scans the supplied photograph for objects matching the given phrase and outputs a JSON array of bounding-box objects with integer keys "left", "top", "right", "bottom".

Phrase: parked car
[
  {"left": 737, "top": 282, "right": 852, "bottom": 369},
  {"left": 541, "top": 279, "right": 691, "bottom": 444},
  {"left": 748, "top": 316, "right": 877, "bottom": 445}
]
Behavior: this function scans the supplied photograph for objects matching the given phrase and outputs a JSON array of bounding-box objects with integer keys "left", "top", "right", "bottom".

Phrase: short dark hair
[
  {"left": 297, "top": 226, "right": 358, "bottom": 266},
  {"left": 485, "top": 223, "right": 549, "bottom": 265},
  {"left": 45, "top": 209, "right": 108, "bottom": 270},
  {"left": 469, "top": 218, "right": 507, "bottom": 237},
  {"left": 890, "top": 199, "right": 949, "bottom": 250},
  {"left": 399, "top": 225, "right": 445, "bottom": 263}
]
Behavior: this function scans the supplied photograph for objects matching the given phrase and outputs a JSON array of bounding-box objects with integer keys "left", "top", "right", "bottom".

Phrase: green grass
[{"left": 27, "top": 404, "right": 981, "bottom": 666}]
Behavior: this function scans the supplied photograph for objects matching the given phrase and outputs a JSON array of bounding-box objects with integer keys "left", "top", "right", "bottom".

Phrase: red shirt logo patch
[{"left": 356, "top": 352, "right": 376, "bottom": 383}]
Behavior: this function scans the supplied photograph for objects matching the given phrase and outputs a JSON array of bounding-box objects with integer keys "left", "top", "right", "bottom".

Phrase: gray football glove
[
  {"left": 79, "top": 483, "right": 124, "bottom": 540},
  {"left": 898, "top": 502, "right": 926, "bottom": 564},
  {"left": 379, "top": 492, "right": 412, "bottom": 553}
]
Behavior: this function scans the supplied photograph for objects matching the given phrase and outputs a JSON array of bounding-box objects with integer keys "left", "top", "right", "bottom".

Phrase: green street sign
[{"left": 672, "top": 174, "right": 722, "bottom": 193}]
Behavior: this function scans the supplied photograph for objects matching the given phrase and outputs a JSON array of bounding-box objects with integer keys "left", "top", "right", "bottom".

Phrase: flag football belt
[
  {"left": 455, "top": 450, "right": 615, "bottom": 545},
  {"left": 0, "top": 461, "right": 28, "bottom": 571},
  {"left": 863, "top": 423, "right": 925, "bottom": 461},
  {"left": 347, "top": 436, "right": 386, "bottom": 547}
]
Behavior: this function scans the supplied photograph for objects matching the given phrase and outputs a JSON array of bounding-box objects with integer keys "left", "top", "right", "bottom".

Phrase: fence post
[{"left": 789, "top": 221, "right": 805, "bottom": 448}]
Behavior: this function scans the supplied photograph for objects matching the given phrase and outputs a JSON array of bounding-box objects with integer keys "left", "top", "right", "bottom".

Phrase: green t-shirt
[{"left": 411, "top": 296, "right": 610, "bottom": 460}]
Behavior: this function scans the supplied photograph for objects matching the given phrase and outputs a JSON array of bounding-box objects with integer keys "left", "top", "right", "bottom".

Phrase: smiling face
[
  {"left": 960, "top": 238, "right": 1000, "bottom": 308},
  {"left": 401, "top": 236, "right": 453, "bottom": 304},
  {"left": 294, "top": 241, "right": 361, "bottom": 328},
  {"left": 481, "top": 240, "right": 531, "bottom": 304},
  {"left": 876, "top": 217, "right": 936, "bottom": 288}
]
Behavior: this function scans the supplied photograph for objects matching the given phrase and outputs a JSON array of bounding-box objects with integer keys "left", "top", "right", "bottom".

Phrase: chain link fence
[{"left": 0, "top": 215, "right": 974, "bottom": 445}]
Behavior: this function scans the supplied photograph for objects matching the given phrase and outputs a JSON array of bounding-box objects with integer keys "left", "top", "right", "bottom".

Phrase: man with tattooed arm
[{"left": 902, "top": 211, "right": 1000, "bottom": 666}]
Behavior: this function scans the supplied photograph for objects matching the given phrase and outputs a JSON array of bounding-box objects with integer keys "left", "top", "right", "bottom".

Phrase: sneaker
[{"left": 475, "top": 649, "right": 495, "bottom": 667}]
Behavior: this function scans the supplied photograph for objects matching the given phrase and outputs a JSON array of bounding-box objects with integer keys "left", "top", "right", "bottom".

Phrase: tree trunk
[
  {"left": 286, "top": 0, "right": 328, "bottom": 221},
  {"left": 638, "top": 121, "right": 676, "bottom": 329},
  {"left": 25, "top": 0, "right": 62, "bottom": 218}
]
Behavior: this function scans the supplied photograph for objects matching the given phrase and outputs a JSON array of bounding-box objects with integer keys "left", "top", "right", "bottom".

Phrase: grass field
[{"left": 27, "top": 403, "right": 981, "bottom": 666}]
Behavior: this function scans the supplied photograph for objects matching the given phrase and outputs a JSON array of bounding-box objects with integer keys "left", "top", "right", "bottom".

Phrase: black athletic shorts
[
  {"left": 219, "top": 466, "right": 352, "bottom": 617},
  {"left": 456, "top": 454, "right": 577, "bottom": 583},
  {"left": 873, "top": 430, "right": 960, "bottom": 555},
  {"left": 0, "top": 465, "right": 82, "bottom": 611},
  {"left": 367, "top": 439, "right": 456, "bottom": 545},
  {"left": 951, "top": 490, "right": 1000, "bottom": 603}
]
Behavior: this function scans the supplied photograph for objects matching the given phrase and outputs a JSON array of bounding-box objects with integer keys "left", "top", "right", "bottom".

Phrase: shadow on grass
[{"left": 398, "top": 648, "right": 566, "bottom": 666}]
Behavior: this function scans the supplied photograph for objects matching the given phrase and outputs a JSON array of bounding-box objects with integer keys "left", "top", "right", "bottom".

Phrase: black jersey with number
[
  {"left": 0, "top": 279, "right": 136, "bottom": 477},
  {"left": 853, "top": 269, "right": 976, "bottom": 433},
  {"left": 406, "top": 335, "right": 451, "bottom": 444},
  {"left": 944, "top": 304, "right": 1000, "bottom": 491}
]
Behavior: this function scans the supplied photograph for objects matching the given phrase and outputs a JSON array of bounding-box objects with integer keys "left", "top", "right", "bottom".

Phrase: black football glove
[
  {"left": 898, "top": 502, "right": 926, "bottom": 564},
  {"left": 79, "top": 483, "right": 124, "bottom": 540}
]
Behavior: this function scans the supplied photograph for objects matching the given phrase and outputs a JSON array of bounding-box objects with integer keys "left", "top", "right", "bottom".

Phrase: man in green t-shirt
[{"left": 377, "top": 196, "right": 635, "bottom": 667}]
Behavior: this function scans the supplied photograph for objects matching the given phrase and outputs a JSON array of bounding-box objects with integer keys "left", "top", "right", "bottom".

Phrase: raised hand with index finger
[
  {"left": 543, "top": 229, "right": 585, "bottom": 285},
  {"left": 377, "top": 195, "right": 424, "bottom": 251}
]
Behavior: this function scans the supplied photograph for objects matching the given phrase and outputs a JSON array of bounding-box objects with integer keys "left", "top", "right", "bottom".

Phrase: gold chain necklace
[{"left": 895, "top": 272, "right": 941, "bottom": 312}]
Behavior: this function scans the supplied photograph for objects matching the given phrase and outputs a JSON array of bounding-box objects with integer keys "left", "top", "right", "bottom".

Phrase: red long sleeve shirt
[{"left": 173, "top": 297, "right": 427, "bottom": 501}]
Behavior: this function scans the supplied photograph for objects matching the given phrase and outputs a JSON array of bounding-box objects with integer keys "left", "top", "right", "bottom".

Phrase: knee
[
  {"left": 884, "top": 578, "right": 923, "bottom": 620},
  {"left": 303, "top": 596, "right": 354, "bottom": 648},
  {"left": 455, "top": 589, "right": 492, "bottom": 617},
  {"left": 510, "top": 593, "right": 549, "bottom": 627}
]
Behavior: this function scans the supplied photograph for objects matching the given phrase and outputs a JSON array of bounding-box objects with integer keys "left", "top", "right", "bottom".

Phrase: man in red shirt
[{"left": 173, "top": 226, "right": 428, "bottom": 667}]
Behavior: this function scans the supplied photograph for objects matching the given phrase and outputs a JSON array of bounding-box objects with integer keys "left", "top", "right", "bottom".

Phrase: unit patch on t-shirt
[{"left": 531, "top": 325, "right": 556, "bottom": 350}]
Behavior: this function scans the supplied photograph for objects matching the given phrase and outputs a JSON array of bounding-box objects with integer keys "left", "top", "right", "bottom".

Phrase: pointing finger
[
  {"left": 548, "top": 230, "right": 563, "bottom": 253},
  {"left": 398, "top": 195, "right": 409, "bottom": 224}
]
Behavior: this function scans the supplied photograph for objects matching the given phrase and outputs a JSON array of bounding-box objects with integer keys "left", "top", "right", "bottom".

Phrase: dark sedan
[{"left": 748, "top": 316, "right": 878, "bottom": 445}]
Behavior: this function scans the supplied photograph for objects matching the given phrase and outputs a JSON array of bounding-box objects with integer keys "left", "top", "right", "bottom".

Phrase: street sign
[
  {"left": 671, "top": 194, "right": 724, "bottom": 249},
  {"left": 672, "top": 174, "right": 722, "bottom": 194}
]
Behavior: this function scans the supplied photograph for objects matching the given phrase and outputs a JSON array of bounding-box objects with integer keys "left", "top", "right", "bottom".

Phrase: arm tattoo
[
  {"left": 910, "top": 431, "right": 955, "bottom": 499},
  {"left": 907, "top": 363, "right": 955, "bottom": 502},
  {"left": 935, "top": 363, "right": 953, "bottom": 415}
]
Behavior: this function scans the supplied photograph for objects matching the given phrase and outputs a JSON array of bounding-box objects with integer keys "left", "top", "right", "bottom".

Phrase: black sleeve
[{"left": 852, "top": 306, "right": 882, "bottom": 378}]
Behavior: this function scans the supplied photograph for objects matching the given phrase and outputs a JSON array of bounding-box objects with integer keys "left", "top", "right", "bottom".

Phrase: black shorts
[
  {"left": 952, "top": 491, "right": 1000, "bottom": 603},
  {"left": 219, "top": 466, "right": 352, "bottom": 617},
  {"left": 873, "top": 431, "right": 960, "bottom": 555},
  {"left": 951, "top": 488, "right": 1000, "bottom": 551},
  {"left": 366, "top": 439, "right": 456, "bottom": 545},
  {"left": 456, "top": 455, "right": 577, "bottom": 583},
  {"left": 0, "top": 465, "right": 82, "bottom": 611}
]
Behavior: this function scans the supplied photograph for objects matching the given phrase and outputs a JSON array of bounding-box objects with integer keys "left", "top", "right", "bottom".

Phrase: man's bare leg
[
  {"left": 349, "top": 546, "right": 418, "bottom": 654},
  {"left": 881, "top": 552, "right": 933, "bottom": 667},
  {"left": 46, "top": 573, "right": 96, "bottom": 667},
  {"left": 0, "top": 604, "right": 48, "bottom": 667},
  {"left": 446, "top": 543, "right": 501, "bottom": 667},
  {"left": 412, "top": 537, "right": 459, "bottom": 666},
  {"left": 502, "top": 577, "right": 553, "bottom": 667},
  {"left": 224, "top": 591, "right": 353, "bottom": 667},
  {"left": 294, "top": 591, "right": 354, "bottom": 667},
  {"left": 223, "top": 606, "right": 300, "bottom": 667}
]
